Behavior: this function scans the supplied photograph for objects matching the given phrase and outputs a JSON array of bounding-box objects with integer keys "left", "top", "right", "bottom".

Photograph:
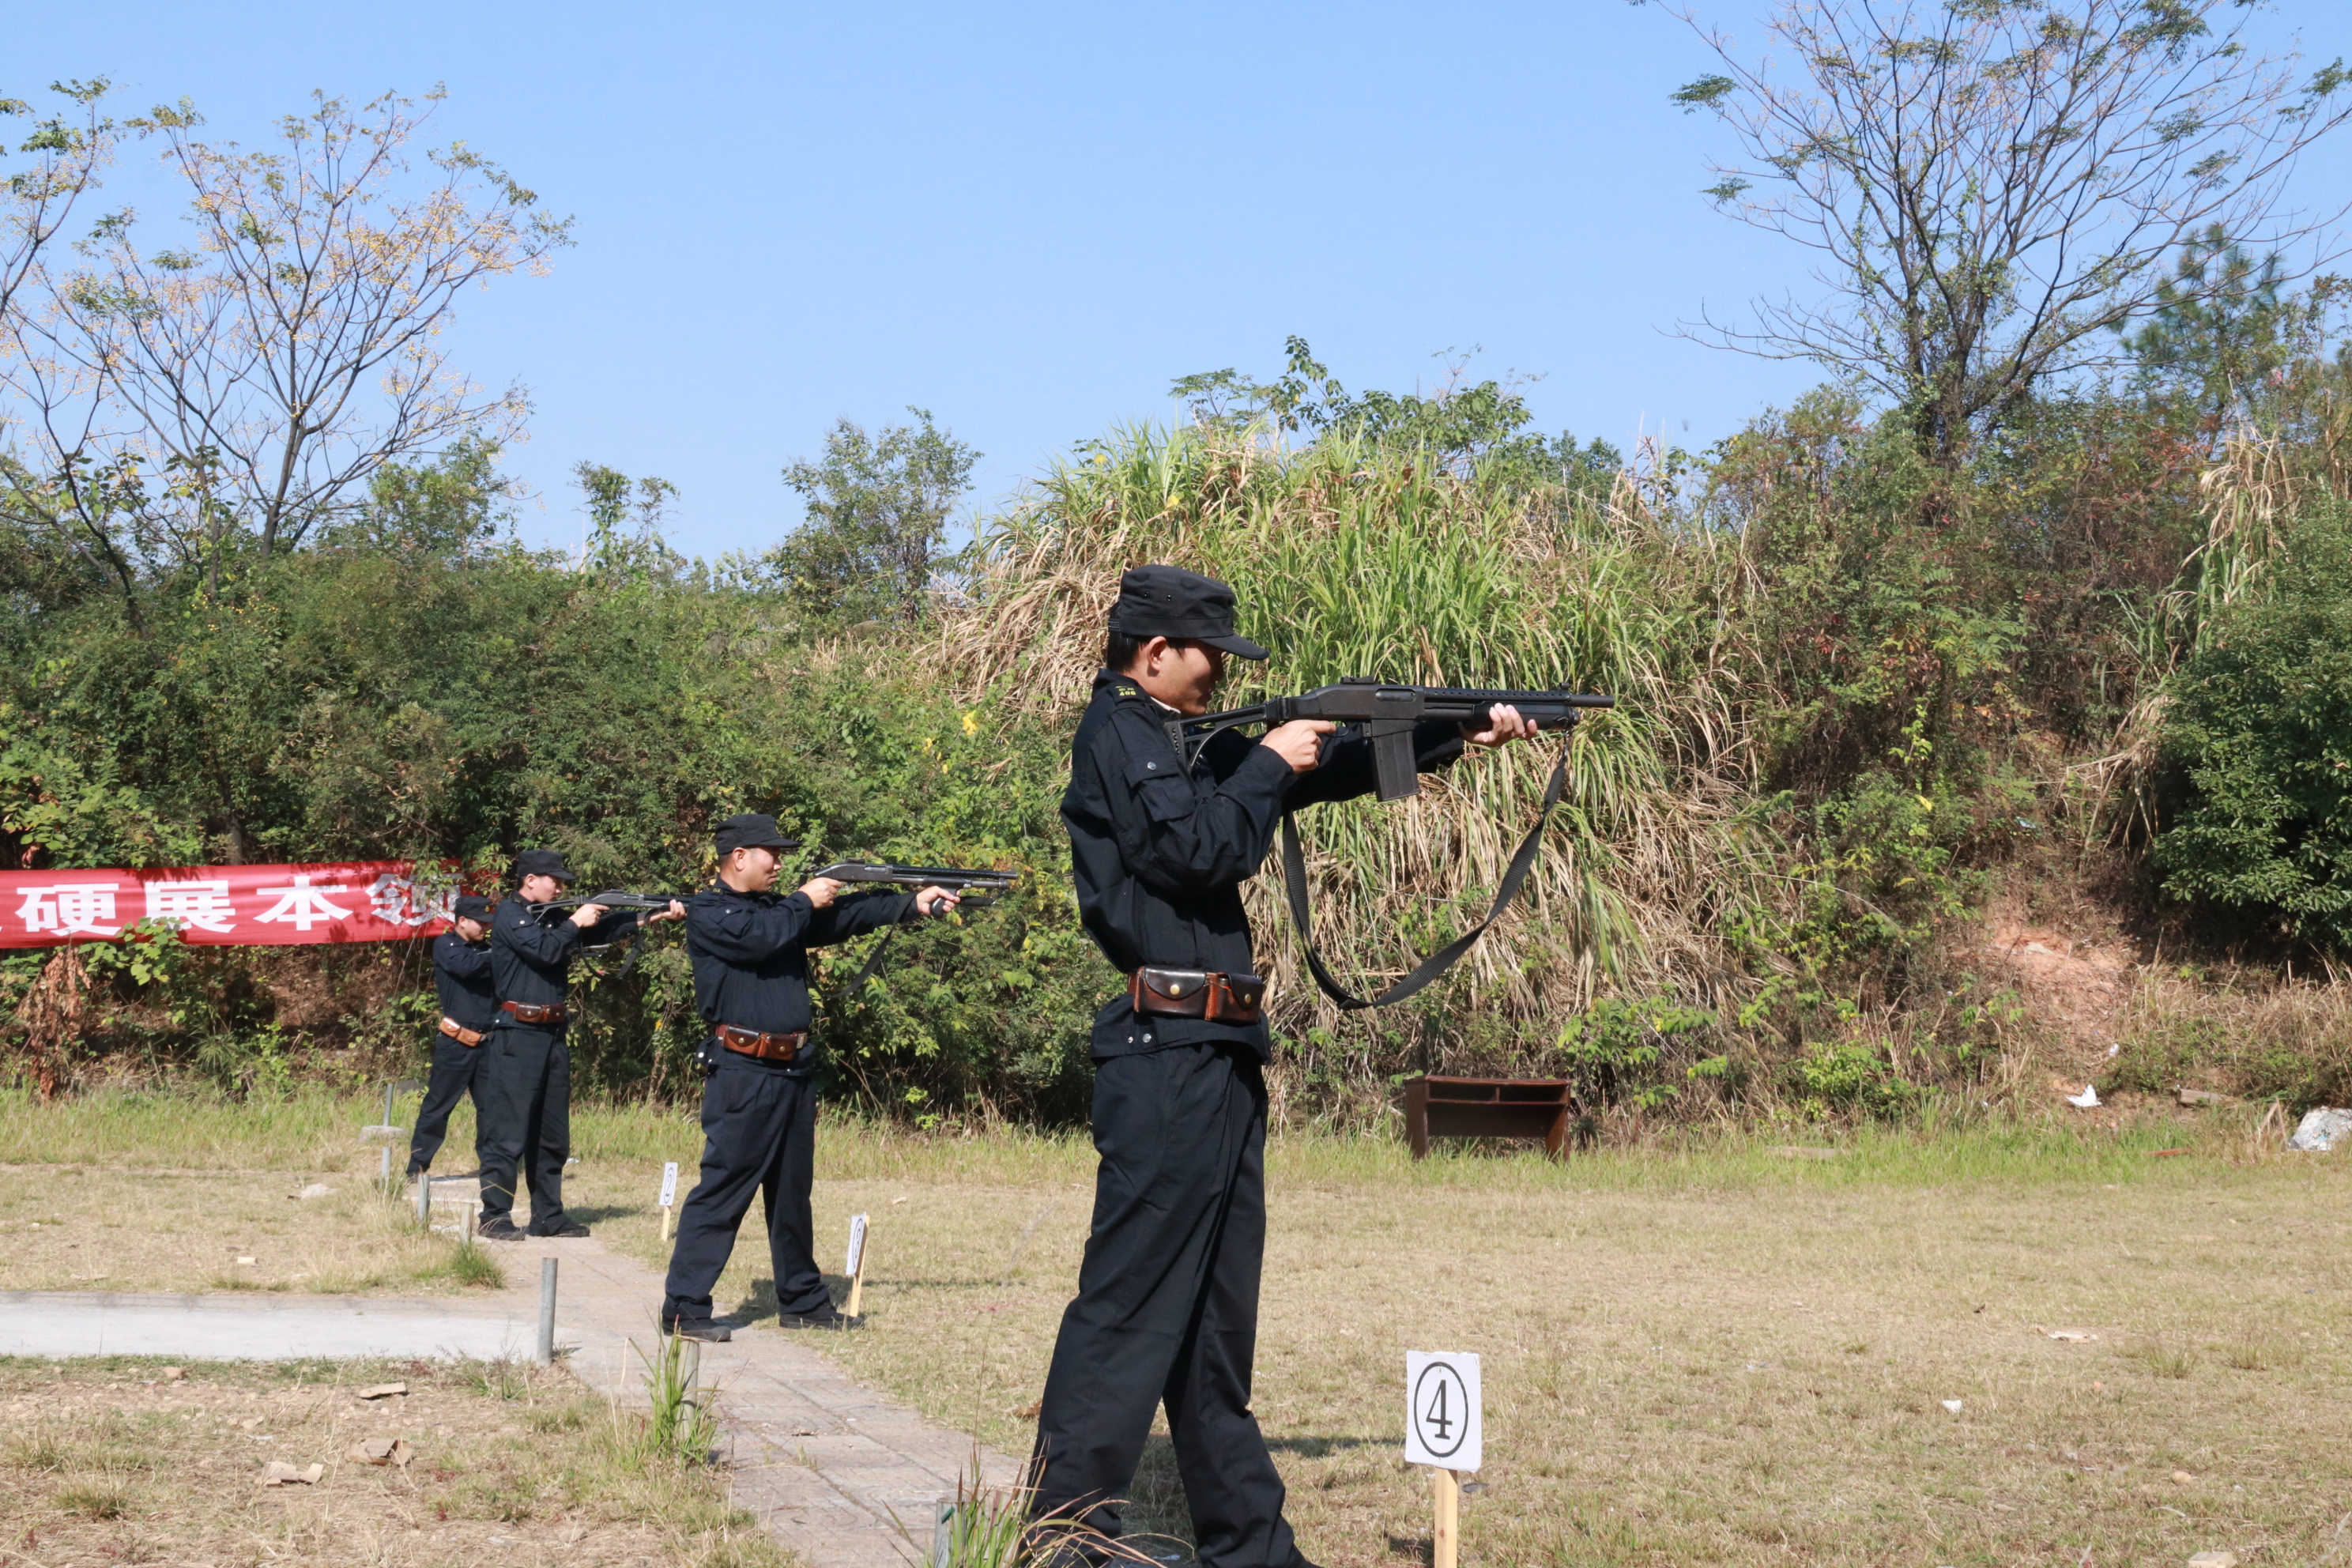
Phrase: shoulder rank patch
[{"left": 1112, "top": 681, "right": 1143, "bottom": 700}]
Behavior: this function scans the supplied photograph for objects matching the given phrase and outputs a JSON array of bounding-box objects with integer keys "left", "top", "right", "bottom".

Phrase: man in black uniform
[
  {"left": 406, "top": 893, "right": 498, "bottom": 1180},
  {"left": 481, "top": 848, "right": 682, "bottom": 1241},
  {"left": 658, "top": 813, "right": 959, "bottom": 1341},
  {"left": 1027, "top": 566, "right": 1536, "bottom": 1567}
]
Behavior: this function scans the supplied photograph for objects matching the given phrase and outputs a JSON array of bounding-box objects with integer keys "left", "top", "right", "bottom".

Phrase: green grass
[{"left": 0, "top": 1081, "right": 2278, "bottom": 1192}]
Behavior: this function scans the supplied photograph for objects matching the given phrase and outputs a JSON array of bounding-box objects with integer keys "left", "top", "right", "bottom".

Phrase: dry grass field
[
  {"left": 0, "top": 1355, "right": 786, "bottom": 1568},
  {"left": 6, "top": 1088, "right": 2350, "bottom": 1565}
]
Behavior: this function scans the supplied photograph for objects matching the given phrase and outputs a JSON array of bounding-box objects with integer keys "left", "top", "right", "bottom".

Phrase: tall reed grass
[{"left": 934, "top": 423, "right": 1788, "bottom": 1080}]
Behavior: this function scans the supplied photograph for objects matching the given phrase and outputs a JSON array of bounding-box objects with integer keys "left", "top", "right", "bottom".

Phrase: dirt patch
[
  {"left": 1982, "top": 911, "right": 2137, "bottom": 1087},
  {"left": 0, "top": 1356, "right": 786, "bottom": 1567}
]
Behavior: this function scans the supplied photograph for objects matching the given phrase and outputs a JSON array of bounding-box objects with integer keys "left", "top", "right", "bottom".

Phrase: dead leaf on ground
[
  {"left": 259, "top": 1460, "right": 326, "bottom": 1487},
  {"left": 1012, "top": 1398, "right": 1042, "bottom": 1419},
  {"left": 349, "top": 1436, "right": 414, "bottom": 1466}
]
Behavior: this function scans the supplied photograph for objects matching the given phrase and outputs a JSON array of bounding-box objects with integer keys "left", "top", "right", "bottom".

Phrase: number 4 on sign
[{"left": 1406, "top": 1352, "right": 1480, "bottom": 1568}]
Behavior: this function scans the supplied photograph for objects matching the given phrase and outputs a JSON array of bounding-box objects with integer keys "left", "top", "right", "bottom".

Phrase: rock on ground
[{"left": 2288, "top": 1108, "right": 2352, "bottom": 1152}]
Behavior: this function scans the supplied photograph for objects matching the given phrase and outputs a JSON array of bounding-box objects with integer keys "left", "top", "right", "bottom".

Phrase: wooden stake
[
  {"left": 845, "top": 1252, "right": 866, "bottom": 1318},
  {"left": 659, "top": 1201, "right": 674, "bottom": 1242},
  {"left": 1432, "top": 1467, "right": 1459, "bottom": 1568}
]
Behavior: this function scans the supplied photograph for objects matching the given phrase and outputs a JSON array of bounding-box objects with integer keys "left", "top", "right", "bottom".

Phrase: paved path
[
  {"left": 2, "top": 1199, "right": 1020, "bottom": 1568},
  {"left": 482, "top": 1227, "right": 1022, "bottom": 1566},
  {"left": 0, "top": 1289, "right": 538, "bottom": 1361}
]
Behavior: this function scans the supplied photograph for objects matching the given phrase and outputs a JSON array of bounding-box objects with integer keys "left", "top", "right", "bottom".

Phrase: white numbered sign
[
  {"left": 1405, "top": 1351, "right": 1481, "bottom": 1472},
  {"left": 658, "top": 1161, "right": 680, "bottom": 1208},
  {"left": 845, "top": 1212, "right": 869, "bottom": 1276}
]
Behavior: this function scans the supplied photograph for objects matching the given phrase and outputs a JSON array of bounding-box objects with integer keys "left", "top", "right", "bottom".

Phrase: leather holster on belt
[
  {"left": 500, "top": 1000, "right": 568, "bottom": 1027},
  {"left": 439, "top": 1016, "right": 486, "bottom": 1047},
  {"left": 717, "top": 1023, "right": 809, "bottom": 1065},
  {"left": 1128, "top": 967, "right": 1267, "bottom": 1026}
]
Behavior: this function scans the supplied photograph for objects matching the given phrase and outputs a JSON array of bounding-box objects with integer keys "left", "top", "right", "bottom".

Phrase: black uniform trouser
[
  {"left": 1027, "top": 1041, "right": 1303, "bottom": 1568},
  {"left": 476, "top": 1023, "right": 571, "bottom": 1232},
  {"left": 406, "top": 1034, "right": 486, "bottom": 1176},
  {"left": 660, "top": 1049, "right": 831, "bottom": 1324}
]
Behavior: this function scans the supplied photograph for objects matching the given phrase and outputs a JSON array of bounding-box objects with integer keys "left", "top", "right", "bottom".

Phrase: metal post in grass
[
  {"left": 415, "top": 1173, "right": 432, "bottom": 1230},
  {"left": 363, "top": 1078, "right": 424, "bottom": 1140},
  {"left": 537, "top": 1257, "right": 557, "bottom": 1366},
  {"left": 930, "top": 1498, "right": 953, "bottom": 1566},
  {"left": 379, "top": 1144, "right": 392, "bottom": 1186}
]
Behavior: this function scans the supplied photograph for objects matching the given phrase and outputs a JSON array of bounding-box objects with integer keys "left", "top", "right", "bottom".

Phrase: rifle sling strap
[{"left": 1279, "top": 739, "right": 1570, "bottom": 1011}]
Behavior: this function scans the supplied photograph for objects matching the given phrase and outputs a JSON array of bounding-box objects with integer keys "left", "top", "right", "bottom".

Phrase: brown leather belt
[
  {"left": 717, "top": 1024, "right": 809, "bottom": 1064},
  {"left": 1129, "top": 967, "right": 1267, "bottom": 1025},
  {"left": 500, "top": 1000, "right": 568, "bottom": 1027},
  {"left": 439, "top": 1016, "right": 487, "bottom": 1047}
]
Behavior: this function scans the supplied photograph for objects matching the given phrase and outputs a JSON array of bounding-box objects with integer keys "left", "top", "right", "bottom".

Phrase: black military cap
[
  {"left": 714, "top": 812, "right": 801, "bottom": 856},
  {"left": 1107, "top": 565, "right": 1270, "bottom": 661},
  {"left": 453, "top": 894, "right": 496, "bottom": 922},
  {"left": 512, "top": 848, "right": 576, "bottom": 884}
]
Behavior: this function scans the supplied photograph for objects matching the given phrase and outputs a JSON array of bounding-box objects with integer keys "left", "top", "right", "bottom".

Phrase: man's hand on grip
[
  {"left": 1260, "top": 719, "right": 1336, "bottom": 775},
  {"left": 797, "top": 876, "right": 844, "bottom": 910}
]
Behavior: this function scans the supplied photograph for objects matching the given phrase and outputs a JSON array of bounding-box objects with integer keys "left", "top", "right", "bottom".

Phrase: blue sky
[{"left": 16, "top": 1, "right": 2352, "bottom": 560}]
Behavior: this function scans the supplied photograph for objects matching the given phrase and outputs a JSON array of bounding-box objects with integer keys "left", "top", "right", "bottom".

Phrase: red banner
[{"left": 0, "top": 861, "right": 456, "bottom": 948}]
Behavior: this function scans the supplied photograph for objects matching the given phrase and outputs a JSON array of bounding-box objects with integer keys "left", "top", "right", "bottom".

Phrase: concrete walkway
[
  {"left": 0, "top": 1289, "right": 537, "bottom": 1361},
  {"left": 1, "top": 1219, "right": 1020, "bottom": 1568}
]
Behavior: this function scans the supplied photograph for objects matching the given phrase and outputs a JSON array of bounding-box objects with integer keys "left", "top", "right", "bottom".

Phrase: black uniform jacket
[
  {"left": 488, "top": 895, "right": 639, "bottom": 1017},
  {"left": 685, "top": 880, "right": 914, "bottom": 1060},
  {"left": 431, "top": 932, "right": 498, "bottom": 1031},
  {"left": 1061, "top": 667, "right": 1468, "bottom": 1061}
]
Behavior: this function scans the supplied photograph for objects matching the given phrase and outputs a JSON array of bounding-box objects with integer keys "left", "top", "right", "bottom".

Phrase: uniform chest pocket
[{"left": 1127, "top": 756, "right": 1196, "bottom": 824}]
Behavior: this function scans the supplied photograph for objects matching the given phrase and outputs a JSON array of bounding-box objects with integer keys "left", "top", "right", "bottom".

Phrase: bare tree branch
[
  {"left": 40, "top": 86, "right": 569, "bottom": 572},
  {"left": 1664, "top": 0, "right": 2352, "bottom": 460}
]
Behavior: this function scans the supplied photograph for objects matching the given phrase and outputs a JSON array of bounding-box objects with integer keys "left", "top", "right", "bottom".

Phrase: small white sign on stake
[
  {"left": 657, "top": 1160, "right": 682, "bottom": 1242},
  {"left": 845, "top": 1212, "right": 869, "bottom": 1277},
  {"left": 1404, "top": 1351, "right": 1481, "bottom": 1473}
]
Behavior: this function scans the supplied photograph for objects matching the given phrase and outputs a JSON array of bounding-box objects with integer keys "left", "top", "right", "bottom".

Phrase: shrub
[{"left": 2157, "top": 503, "right": 2352, "bottom": 947}]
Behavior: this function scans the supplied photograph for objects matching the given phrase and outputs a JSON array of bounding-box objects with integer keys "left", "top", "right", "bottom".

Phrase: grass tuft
[
  {"left": 454, "top": 1357, "right": 533, "bottom": 1402},
  {"left": 2125, "top": 1340, "right": 2198, "bottom": 1379},
  {"left": 633, "top": 1331, "right": 719, "bottom": 1466},
  {"left": 55, "top": 1482, "right": 129, "bottom": 1520}
]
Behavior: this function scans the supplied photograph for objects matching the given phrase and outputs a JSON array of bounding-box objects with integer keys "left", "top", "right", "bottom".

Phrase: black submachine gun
[
  {"left": 805, "top": 861, "right": 1023, "bottom": 985},
  {"left": 522, "top": 890, "right": 687, "bottom": 980},
  {"left": 1167, "top": 679, "right": 1615, "bottom": 1011},
  {"left": 808, "top": 861, "right": 1022, "bottom": 908}
]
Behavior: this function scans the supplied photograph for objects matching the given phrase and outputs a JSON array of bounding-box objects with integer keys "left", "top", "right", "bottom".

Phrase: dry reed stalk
[
  {"left": 13, "top": 945, "right": 90, "bottom": 1100},
  {"left": 2067, "top": 427, "right": 2314, "bottom": 845},
  {"left": 927, "top": 423, "right": 1792, "bottom": 1062}
]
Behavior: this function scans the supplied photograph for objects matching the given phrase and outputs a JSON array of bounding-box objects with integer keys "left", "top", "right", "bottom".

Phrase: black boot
[
  {"left": 477, "top": 1216, "right": 526, "bottom": 1242},
  {"left": 777, "top": 1306, "right": 862, "bottom": 1332},
  {"left": 662, "top": 1317, "right": 733, "bottom": 1344}
]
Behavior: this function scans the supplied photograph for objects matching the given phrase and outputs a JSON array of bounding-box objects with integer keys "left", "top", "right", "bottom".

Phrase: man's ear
[{"left": 1138, "top": 635, "right": 1170, "bottom": 675}]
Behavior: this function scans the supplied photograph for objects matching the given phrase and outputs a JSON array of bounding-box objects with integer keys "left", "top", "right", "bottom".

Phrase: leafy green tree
[
  {"left": 769, "top": 409, "right": 978, "bottom": 624},
  {"left": 315, "top": 438, "right": 517, "bottom": 558},
  {"left": 573, "top": 460, "right": 682, "bottom": 584},
  {"left": 1171, "top": 337, "right": 1619, "bottom": 493},
  {"left": 2157, "top": 503, "right": 2352, "bottom": 947},
  {"left": 2123, "top": 227, "right": 2343, "bottom": 445}
]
